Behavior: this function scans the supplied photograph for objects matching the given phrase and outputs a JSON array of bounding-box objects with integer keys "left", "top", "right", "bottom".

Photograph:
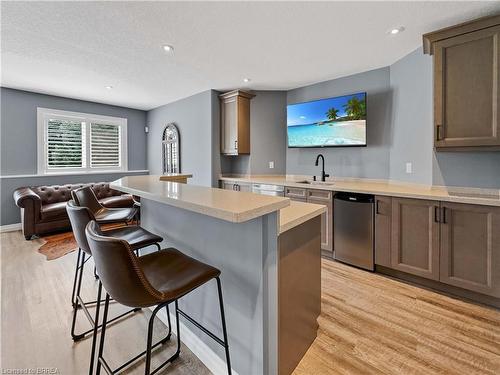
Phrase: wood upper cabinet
[
  {"left": 439, "top": 202, "right": 500, "bottom": 297},
  {"left": 374, "top": 196, "right": 392, "bottom": 268},
  {"left": 424, "top": 16, "right": 500, "bottom": 150},
  {"left": 220, "top": 90, "right": 255, "bottom": 155},
  {"left": 391, "top": 198, "right": 440, "bottom": 280}
]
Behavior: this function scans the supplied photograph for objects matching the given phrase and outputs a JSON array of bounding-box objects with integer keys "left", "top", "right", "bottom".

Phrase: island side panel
[
  {"left": 278, "top": 216, "right": 321, "bottom": 375},
  {"left": 141, "top": 198, "right": 279, "bottom": 375}
]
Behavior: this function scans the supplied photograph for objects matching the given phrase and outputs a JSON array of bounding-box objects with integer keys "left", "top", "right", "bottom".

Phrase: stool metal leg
[
  {"left": 89, "top": 281, "right": 103, "bottom": 375},
  {"left": 71, "top": 248, "right": 82, "bottom": 307},
  {"left": 216, "top": 277, "right": 232, "bottom": 375},
  {"left": 71, "top": 251, "right": 86, "bottom": 341},
  {"left": 96, "top": 293, "right": 111, "bottom": 375}
]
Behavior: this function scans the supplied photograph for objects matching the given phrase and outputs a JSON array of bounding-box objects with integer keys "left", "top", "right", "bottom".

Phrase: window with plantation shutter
[
  {"left": 37, "top": 108, "right": 127, "bottom": 175},
  {"left": 90, "top": 123, "right": 120, "bottom": 168}
]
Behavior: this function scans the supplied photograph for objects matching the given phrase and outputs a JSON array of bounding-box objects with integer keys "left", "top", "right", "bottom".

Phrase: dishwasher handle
[{"left": 334, "top": 192, "right": 374, "bottom": 203}]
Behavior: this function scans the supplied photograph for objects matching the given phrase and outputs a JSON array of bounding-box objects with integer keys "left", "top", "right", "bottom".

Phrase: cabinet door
[
  {"left": 391, "top": 198, "right": 440, "bottom": 280},
  {"left": 221, "top": 97, "right": 238, "bottom": 154},
  {"left": 440, "top": 203, "right": 500, "bottom": 297},
  {"left": 375, "top": 196, "right": 392, "bottom": 267},
  {"left": 238, "top": 182, "right": 252, "bottom": 192},
  {"left": 221, "top": 181, "right": 236, "bottom": 191},
  {"left": 434, "top": 25, "right": 500, "bottom": 148},
  {"left": 285, "top": 187, "right": 307, "bottom": 202},
  {"left": 307, "top": 189, "right": 333, "bottom": 253}
]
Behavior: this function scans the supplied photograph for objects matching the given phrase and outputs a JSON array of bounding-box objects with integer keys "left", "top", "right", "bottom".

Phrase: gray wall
[
  {"left": 0, "top": 87, "right": 148, "bottom": 226},
  {"left": 230, "top": 91, "right": 287, "bottom": 175},
  {"left": 286, "top": 67, "right": 393, "bottom": 179},
  {"left": 388, "top": 48, "right": 500, "bottom": 188},
  {"left": 1, "top": 87, "right": 147, "bottom": 175},
  {"left": 389, "top": 48, "right": 434, "bottom": 185},
  {"left": 146, "top": 90, "right": 214, "bottom": 187}
]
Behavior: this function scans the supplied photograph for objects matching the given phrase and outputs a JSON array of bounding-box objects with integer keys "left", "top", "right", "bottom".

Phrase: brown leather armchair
[{"left": 13, "top": 182, "right": 134, "bottom": 240}]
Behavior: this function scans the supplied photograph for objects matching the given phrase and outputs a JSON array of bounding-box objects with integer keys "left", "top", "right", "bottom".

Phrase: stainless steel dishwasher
[{"left": 334, "top": 192, "right": 375, "bottom": 271}]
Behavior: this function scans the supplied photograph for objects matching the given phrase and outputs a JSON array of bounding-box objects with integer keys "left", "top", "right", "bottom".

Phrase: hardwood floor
[
  {"left": 294, "top": 260, "right": 500, "bottom": 375},
  {"left": 2, "top": 230, "right": 499, "bottom": 374}
]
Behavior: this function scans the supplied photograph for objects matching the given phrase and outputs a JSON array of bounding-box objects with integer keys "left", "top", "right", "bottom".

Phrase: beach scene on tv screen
[{"left": 287, "top": 93, "right": 366, "bottom": 147}]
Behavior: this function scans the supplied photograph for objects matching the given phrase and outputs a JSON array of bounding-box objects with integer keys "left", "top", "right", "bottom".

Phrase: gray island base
[{"left": 111, "top": 176, "right": 324, "bottom": 375}]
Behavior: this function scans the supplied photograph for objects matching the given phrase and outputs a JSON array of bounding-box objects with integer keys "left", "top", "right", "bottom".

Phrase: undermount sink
[{"left": 295, "top": 180, "right": 335, "bottom": 186}]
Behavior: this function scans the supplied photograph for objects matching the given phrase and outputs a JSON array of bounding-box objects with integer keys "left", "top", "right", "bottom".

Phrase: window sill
[{"left": 0, "top": 170, "right": 149, "bottom": 179}]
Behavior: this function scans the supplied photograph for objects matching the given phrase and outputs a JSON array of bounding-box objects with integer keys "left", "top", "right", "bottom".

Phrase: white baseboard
[
  {"left": 0, "top": 223, "right": 21, "bottom": 233},
  {"left": 155, "top": 308, "right": 238, "bottom": 375}
]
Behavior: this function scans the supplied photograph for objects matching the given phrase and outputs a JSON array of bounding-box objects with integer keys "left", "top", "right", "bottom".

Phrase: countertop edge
[
  {"left": 111, "top": 181, "right": 290, "bottom": 223},
  {"left": 219, "top": 176, "right": 500, "bottom": 207},
  {"left": 279, "top": 204, "right": 326, "bottom": 234}
]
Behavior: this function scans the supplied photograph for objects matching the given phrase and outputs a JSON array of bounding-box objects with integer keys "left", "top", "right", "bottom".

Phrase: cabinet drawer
[
  {"left": 285, "top": 187, "right": 307, "bottom": 199},
  {"left": 308, "top": 189, "right": 332, "bottom": 201}
]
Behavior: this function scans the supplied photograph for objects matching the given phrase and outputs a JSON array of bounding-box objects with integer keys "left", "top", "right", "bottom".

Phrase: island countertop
[{"left": 111, "top": 175, "right": 290, "bottom": 223}]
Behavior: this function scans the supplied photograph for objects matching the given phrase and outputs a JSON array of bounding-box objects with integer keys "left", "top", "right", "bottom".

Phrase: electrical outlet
[
  {"left": 269, "top": 161, "right": 275, "bottom": 169},
  {"left": 406, "top": 162, "right": 412, "bottom": 174}
]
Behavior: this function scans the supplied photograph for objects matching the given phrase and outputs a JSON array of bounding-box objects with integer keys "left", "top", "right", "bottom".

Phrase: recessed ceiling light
[
  {"left": 389, "top": 26, "right": 405, "bottom": 35},
  {"left": 162, "top": 44, "right": 174, "bottom": 52},
  {"left": 243, "top": 78, "right": 251, "bottom": 83},
  {"left": 105, "top": 85, "right": 113, "bottom": 90}
]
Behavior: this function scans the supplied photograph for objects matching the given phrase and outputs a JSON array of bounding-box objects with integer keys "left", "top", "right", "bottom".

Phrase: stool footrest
[{"left": 177, "top": 308, "right": 227, "bottom": 348}]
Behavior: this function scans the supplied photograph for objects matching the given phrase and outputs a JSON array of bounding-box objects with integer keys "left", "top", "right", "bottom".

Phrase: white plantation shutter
[
  {"left": 90, "top": 123, "right": 121, "bottom": 168},
  {"left": 46, "top": 119, "right": 84, "bottom": 169},
  {"left": 38, "top": 108, "right": 127, "bottom": 174}
]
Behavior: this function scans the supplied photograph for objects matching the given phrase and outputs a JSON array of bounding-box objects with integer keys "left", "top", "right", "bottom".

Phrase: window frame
[{"left": 37, "top": 108, "right": 128, "bottom": 175}]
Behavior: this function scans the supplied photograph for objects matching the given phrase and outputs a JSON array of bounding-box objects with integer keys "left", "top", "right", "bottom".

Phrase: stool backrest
[
  {"left": 66, "top": 200, "right": 95, "bottom": 255},
  {"left": 71, "top": 186, "right": 103, "bottom": 215},
  {"left": 85, "top": 221, "right": 163, "bottom": 307}
]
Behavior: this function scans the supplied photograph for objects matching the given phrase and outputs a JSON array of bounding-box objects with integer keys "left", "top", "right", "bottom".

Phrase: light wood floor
[{"left": 2, "top": 230, "right": 500, "bottom": 374}]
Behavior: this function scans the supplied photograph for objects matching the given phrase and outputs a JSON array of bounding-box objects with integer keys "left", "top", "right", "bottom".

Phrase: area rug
[{"left": 37, "top": 223, "right": 127, "bottom": 261}]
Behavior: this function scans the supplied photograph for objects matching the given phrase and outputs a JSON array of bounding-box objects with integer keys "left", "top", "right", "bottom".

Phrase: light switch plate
[
  {"left": 269, "top": 161, "right": 275, "bottom": 169},
  {"left": 406, "top": 162, "right": 412, "bottom": 174}
]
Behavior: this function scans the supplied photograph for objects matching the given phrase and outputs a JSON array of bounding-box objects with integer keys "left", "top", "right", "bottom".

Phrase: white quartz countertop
[
  {"left": 111, "top": 175, "right": 290, "bottom": 223},
  {"left": 220, "top": 175, "right": 500, "bottom": 207},
  {"left": 279, "top": 201, "right": 326, "bottom": 234}
]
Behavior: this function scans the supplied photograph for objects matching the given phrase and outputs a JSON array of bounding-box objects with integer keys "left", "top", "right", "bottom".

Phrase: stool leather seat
[
  {"left": 72, "top": 186, "right": 137, "bottom": 224},
  {"left": 103, "top": 226, "right": 162, "bottom": 251},
  {"left": 138, "top": 248, "right": 221, "bottom": 304}
]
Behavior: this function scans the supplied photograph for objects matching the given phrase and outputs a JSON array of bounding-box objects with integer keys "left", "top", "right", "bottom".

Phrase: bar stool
[
  {"left": 72, "top": 186, "right": 137, "bottom": 224},
  {"left": 85, "top": 220, "right": 232, "bottom": 375},
  {"left": 67, "top": 201, "right": 163, "bottom": 374}
]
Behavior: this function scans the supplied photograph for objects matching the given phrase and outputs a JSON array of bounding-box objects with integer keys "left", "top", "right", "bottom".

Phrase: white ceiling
[{"left": 2, "top": 1, "right": 499, "bottom": 110}]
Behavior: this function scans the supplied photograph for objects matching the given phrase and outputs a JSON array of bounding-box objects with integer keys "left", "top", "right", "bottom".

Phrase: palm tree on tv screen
[
  {"left": 344, "top": 97, "right": 366, "bottom": 120},
  {"left": 326, "top": 107, "right": 339, "bottom": 121}
]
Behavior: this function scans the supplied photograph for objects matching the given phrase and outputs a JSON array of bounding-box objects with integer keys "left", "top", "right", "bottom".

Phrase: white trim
[
  {"left": 37, "top": 108, "right": 128, "bottom": 175},
  {"left": 0, "top": 223, "right": 22, "bottom": 233},
  {"left": 155, "top": 309, "right": 238, "bottom": 375},
  {"left": 0, "top": 170, "right": 149, "bottom": 179}
]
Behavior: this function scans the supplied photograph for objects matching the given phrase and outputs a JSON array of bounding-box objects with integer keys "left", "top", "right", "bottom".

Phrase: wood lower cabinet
[
  {"left": 440, "top": 202, "right": 500, "bottom": 297},
  {"left": 285, "top": 187, "right": 333, "bottom": 254},
  {"left": 374, "top": 196, "right": 392, "bottom": 267},
  {"left": 390, "top": 198, "right": 440, "bottom": 280},
  {"left": 307, "top": 189, "right": 333, "bottom": 254},
  {"left": 424, "top": 16, "right": 500, "bottom": 150}
]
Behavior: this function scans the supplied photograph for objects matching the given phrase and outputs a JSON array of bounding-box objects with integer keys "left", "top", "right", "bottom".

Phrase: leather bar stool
[
  {"left": 72, "top": 186, "right": 137, "bottom": 224},
  {"left": 66, "top": 201, "right": 163, "bottom": 374},
  {"left": 85, "top": 220, "right": 232, "bottom": 375}
]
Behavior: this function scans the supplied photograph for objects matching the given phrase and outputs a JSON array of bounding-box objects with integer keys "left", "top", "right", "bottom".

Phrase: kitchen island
[{"left": 111, "top": 175, "right": 325, "bottom": 375}]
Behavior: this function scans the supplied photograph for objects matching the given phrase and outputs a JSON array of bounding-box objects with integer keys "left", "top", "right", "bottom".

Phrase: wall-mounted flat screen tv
[{"left": 287, "top": 92, "right": 367, "bottom": 147}]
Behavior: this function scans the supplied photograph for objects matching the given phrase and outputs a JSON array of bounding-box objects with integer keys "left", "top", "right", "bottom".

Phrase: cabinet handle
[
  {"left": 434, "top": 206, "right": 441, "bottom": 223},
  {"left": 376, "top": 200, "right": 380, "bottom": 215},
  {"left": 234, "top": 140, "right": 238, "bottom": 149},
  {"left": 442, "top": 207, "right": 447, "bottom": 224}
]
